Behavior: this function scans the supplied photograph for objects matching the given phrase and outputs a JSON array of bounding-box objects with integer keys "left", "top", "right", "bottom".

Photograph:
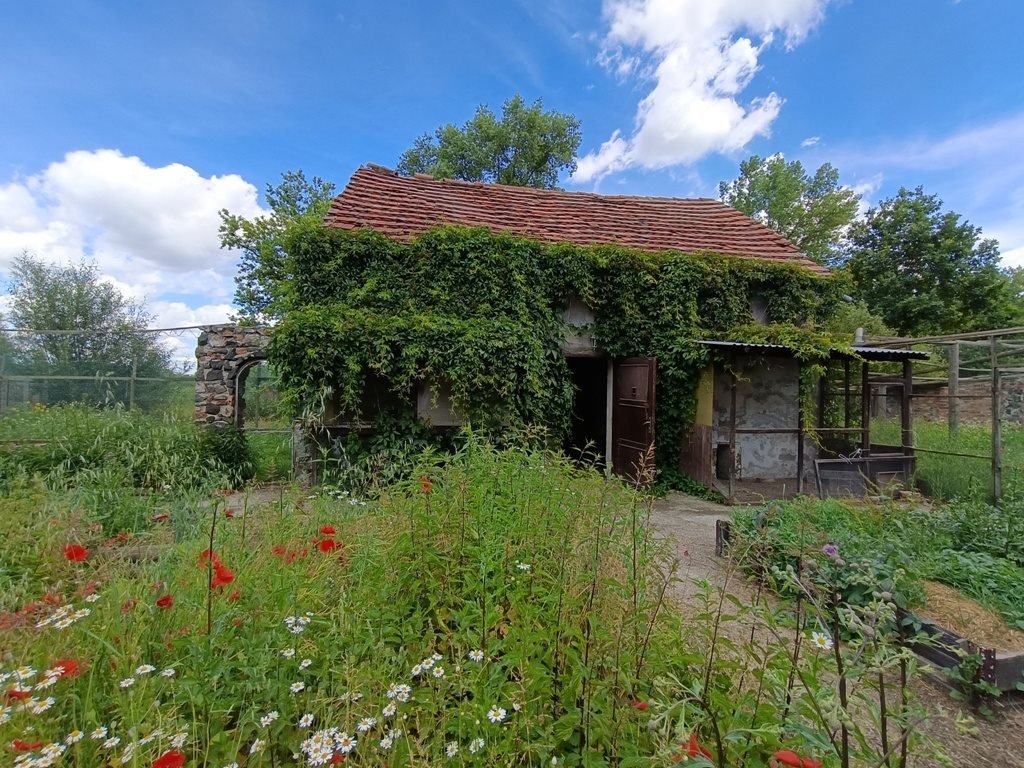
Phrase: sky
[{"left": 2, "top": 0, "right": 1024, "bottom": 351}]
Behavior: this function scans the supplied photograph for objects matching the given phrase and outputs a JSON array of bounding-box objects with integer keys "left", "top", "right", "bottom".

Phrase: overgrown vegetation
[
  {"left": 732, "top": 496, "right": 1024, "bottom": 630},
  {"left": 0, "top": 442, "right": 937, "bottom": 766},
  {"left": 270, "top": 224, "right": 845, "bottom": 486}
]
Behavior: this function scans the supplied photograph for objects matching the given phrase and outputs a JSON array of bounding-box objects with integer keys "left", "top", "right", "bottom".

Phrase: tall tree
[
  {"left": 719, "top": 154, "right": 860, "bottom": 265},
  {"left": 220, "top": 170, "right": 336, "bottom": 322},
  {"left": 397, "top": 95, "right": 582, "bottom": 189},
  {"left": 847, "top": 187, "right": 1013, "bottom": 336},
  {"left": 4, "top": 253, "right": 172, "bottom": 402}
]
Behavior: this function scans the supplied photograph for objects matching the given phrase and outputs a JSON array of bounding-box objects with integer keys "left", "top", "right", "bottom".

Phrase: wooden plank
[
  {"left": 729, "top": 371, "right": 737, "bottom": 501},
  {"left": 948, "top": 341, "right": 959, "bottom": 435},
  {"left": 992, "top": 336, "right": 1003, "bottom": 505},
  {"left": 901, "top": 359, "right": 913, "bottom": 455},
  {"left": 861, "top": 361, "right": 871, "bottom": 451}
]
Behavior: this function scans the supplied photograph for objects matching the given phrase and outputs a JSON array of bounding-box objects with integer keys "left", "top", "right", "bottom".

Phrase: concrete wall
[{"left": 712, "top": 355, "right": 816, "bottom": 480}]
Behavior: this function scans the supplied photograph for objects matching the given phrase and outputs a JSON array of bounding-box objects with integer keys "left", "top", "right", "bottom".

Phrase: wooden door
[{"left": 612, "top": 357, "right": 656, "bottom": 482}]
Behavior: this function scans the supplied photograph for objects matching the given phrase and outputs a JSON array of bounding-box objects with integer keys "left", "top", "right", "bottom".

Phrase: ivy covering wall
[{"left": 269, "top": 223, "right": 843, "bottom": 478}]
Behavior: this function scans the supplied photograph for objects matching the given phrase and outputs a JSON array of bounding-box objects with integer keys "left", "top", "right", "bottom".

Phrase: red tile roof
[{"left": 324, "top": 164, "right": 827, "bottom": 274}]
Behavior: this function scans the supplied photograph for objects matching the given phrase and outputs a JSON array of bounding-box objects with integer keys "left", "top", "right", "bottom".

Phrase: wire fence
[{"left": 0, "top": 326, "right": 285, "bottom": 431}]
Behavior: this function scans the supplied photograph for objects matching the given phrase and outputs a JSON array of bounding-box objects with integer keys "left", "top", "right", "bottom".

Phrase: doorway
[{"left": 565, "top": 356, "right": 608, "bottom": 466}]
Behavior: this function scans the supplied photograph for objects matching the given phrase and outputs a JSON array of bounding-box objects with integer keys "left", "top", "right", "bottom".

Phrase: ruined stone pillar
[{"left": 194, "top": 324, "right": 273, "bottom": 427}]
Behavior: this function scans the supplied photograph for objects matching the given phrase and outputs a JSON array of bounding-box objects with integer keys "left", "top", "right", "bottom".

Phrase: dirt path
[{"left": 648, "top": 493, "right": 1024, "bottom": 768}]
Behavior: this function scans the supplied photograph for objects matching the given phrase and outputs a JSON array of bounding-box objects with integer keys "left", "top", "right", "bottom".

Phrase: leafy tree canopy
[
  {"left": 220, "top": 170, "right": 336, "bottom": 322},
  {"left": 3, "top": 252, "right": 170, "bottom": 379},
  {"left": 846, "top": 187, "right": 1014, "bottom": 336},
  {"left": 396, "top": 95, "right": 582, "bottom": 189},
  {"left": 719, "top": 154, "right": 860, "bottom": 266}
]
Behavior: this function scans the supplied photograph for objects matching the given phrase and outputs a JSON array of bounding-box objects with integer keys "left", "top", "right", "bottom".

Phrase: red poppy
[
  {"left": 116, "top": 533, "right": 130, "bottom": 543},
  {"left": 82, "top": 580, "right": 101, "bottom": 595},
  {"left": 331, "top": 755, "right": 345, "bottom": 765},
  {"left": 153, "top": 748, "right": 187, "bottom": 768},
  {"left": 156, "top": 594, "right": 174, "bottom": 609},
  {"left": 50, "top": 659, "right": 80, "bottom": 678},
  {"left": 227, "top": 588, "right": 241, "bottom": 603},
  {"left": 152, "top": 513, "right": 170, "bottom": 522},
  {"left": 211, "top": 562, "right": 236, "bottom": 589},
  {"left": 199, "top": 549, "right": 218, "bottom": 566},
  {"left": 122, "top": 598, "right": 139, "bottom": 613},
  {"left": 12, "top": 739, "right": 44, "bottom": 751},
  {"left": 317, "top": 538, "right": 339, "bottom": 553},
  {"left": 772, "top": 750, "right": 822, "bottom": 768},
  {"left": 320, "top": 524, "right": 337, "bottom": 535},
  {"left": 63, "top": 544, "right": 89, "bottom": 562},
  {"left": 285, "top": 551, "right": 297, "bottom": 565},
  {"left": 5, "top": 687, "right": 31, "bottom": 702},
  {"left": 631, "top": 699, "right": 649, "bottom": 711},
  {"left": 419, "top": 475, "right": 432, "bottom": 493},
  {"left": 272, "top": 544, "right": 287, "bottom": 557},
  {"left": 233, "top": 616, "right": 244, "bottom": 627},
  {"left": 42, "top": 592, "right": 61, "bottom": 606},
  {"left": 224, "top": 509, "right": 236, "bottom": 518},
  {"left": 685, "top": 733, "right": 713, "bottom": 760}
]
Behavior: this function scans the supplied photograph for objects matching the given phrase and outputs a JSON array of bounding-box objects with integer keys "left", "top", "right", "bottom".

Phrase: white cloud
[
  {"left": 0, "top": 149, "right": 266, "bottom": 326},
  {"left": 573, "top": 0, "right": 829, "bottom": 183},
  {"left": 800, "top": 135, "right": 821, "bottom": 147}
]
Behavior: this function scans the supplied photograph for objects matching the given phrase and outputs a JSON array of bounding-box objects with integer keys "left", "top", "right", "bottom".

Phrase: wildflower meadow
[{"left": 1, "top": 432, "right": 941, "bottom": 767}]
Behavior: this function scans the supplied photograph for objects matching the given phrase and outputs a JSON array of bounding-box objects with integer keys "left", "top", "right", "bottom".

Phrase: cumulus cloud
[
  {"left": 800, "top": 135, "right": 821, "bottom": 147},
  {"left": 0, "top": 149, "right": 267, "bottom": 326},
  {"left": 574, "top": 0, "right": 829, "bottom": 183}
]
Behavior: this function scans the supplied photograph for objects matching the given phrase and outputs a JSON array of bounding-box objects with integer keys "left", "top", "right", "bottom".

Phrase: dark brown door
[{"left": 612, "top": 357, "right": 656, "bottom": 483}]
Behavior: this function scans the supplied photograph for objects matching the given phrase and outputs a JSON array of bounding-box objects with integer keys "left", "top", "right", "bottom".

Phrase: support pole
[
  {"left": 991, "top": 336, "right": 1003, "bottom": 506},
  {"left": 817, "top": 364, "right": 827, "bottom": 429},
  {"left": 901, "top": 359, "right": 913, "bottom": 456},
  {"left": 729, "top": 370, "right": 737, "bottom": 501},
  {"left": 797, "top": 363, "right": 805, "bottom": 495},
  {"left": 861, "top": 361, "right": 871, "bottom": 452},
  {"left": 948, "top": 341, "right": 960, "bottom": 435},
  {"left": 843, "top": 359, "right": 852, "bottom": 430},
  {"left": 128, "top": 356, "right": 137, "bottom": 410}
]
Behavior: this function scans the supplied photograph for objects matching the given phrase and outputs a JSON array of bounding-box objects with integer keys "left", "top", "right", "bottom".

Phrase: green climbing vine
[{"left": 269, "top": 224, "right": 846, "bottom": 482}]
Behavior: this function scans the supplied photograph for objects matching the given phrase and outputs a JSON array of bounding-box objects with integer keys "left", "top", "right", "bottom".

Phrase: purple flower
[{"left": 822, "top": 543, "right": 839, "bottom": 559}]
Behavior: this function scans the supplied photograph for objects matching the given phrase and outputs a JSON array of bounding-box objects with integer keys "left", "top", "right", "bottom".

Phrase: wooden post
[
  {"left": 901, "top": 359, "right": 913, "bottom": 456},
  {"left": 797, "top": 363, "right": 805, "bottom": 494},
  {"left": 948, "top": 341, "right": 959, "bottom": 435},
  {"left": 729, "top": 370, "right": 738, "bottom": 501},
  {"left": 0, "top": 351, "right": 6, "bottom": 417},
  {"left": 861, "top": 361, "right": 871, "bottom": 451},
  {"left": 128, "top": 356, "right": 137, "bottom": 410},
  {"left": 843, "top": 359, "right": 852, "bottom": 430},
  {"left": 991, "top": 336, "right": 1003, "bottom": 506},
  {"left": 817, "top": 364, "right": 827, "bottom": 429}
]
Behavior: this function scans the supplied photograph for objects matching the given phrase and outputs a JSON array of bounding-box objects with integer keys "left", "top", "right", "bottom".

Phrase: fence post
[
  {"left": 991, "top": 336, "right": 1002, "bottom": 506},
  {"left": 948, "top": 341, "right": 959, "bottom": 435},
  {"left": 128, "top": 356, "right": 137, "bottom": 410},
  {"left": 0, "top": 352, "right": 6, "bottom": 417}
]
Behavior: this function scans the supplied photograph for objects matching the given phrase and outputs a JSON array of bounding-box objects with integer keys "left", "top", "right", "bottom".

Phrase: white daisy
[
  {"left": 432, "top": 666, "right": 446, "bottom": 679},
  {"left": 446, "top": 741, "right": 459, "bottom": 758},
  {"left": 811, "top": 631, "right": 834, "bottom": 651},
  {"left": 28, "top": 696, "right": 55, "bottom": 714},
  {"left": 379, "top": 736, "right": 394, "bottom": 750},
  {"left": 170, "top": 732, "right": 188, "bottom": 749},
  {"left": 250, "top": 738, "right": 266, "bottom": 754},
  {"left": 160, "top": 668, "right": 176, "bottom": 678},
  {"left": 468, "top": 649, "right": 484, "bottom": 662},
  {"left": 335, "top": 733, "right": 357, "bottom": 753},
  {"left": 102, "top": 736, "right": 121, "bottom": 749},
  {"left": 469, "top": 737, "right": 485, "bottom": 754},
  {"left": 53, "top": 617, "right": 74, "bottom": 630},
  {"left": 394, "top": 683, "right": 412, "bottom": 702},
  {"left": 411, "top": 663, "right": 423, "bottom": 677},
  {"left": 357, "top": 717, "right": 376, "bottom": 732},
  {"left": 64, "top": 730, "right": 84, "bottom": 745},
  {"left": 281, "top": 648, "right": 296, "bottom": 658},
  {"left": 290, "top": 681, "right": 306, "bottom": 694},
  {"left": 84, "top": 593, "right": 102, "bottom": 603},
  {"left": 135, "top": 664, "right": 156, "bottom": 675},
  {"left": 0, "top": 705, "right": 10, "bottom": 725},
  {"left": 382, "top": 702, "right": 397, "bottom": 717},
  {"left": 90, "top": 727, "right": 108, "bottom": 740},
  {"left": 300, "top": 658, "right": 313, "bottom": 670},
  {"left": 516, "top": 561, "right": 532, "bottom": 572},
  {"left": 15, "top": 666, "right": 37, "bottom": 681},
  {"left": 119, "top": 677, "right": 135, "bottom": 688},
  {"left": 259, "top": 711, "right": 280, "bottom": 728},
  {"left": 299, "top": 713, "right": 315, "bottom": 728},
  {"left": 487, "top": 705, "right": 507, "bottom": 723}
]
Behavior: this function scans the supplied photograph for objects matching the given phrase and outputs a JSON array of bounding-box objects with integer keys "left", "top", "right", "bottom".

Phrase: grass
[{"left": 872, "top": 419, "right": 1024, "bottom": 502}]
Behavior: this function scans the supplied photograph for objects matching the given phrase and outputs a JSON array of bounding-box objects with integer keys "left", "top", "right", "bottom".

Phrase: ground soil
[
  {"left": 919, "top": 580, "right": 1024, "bottom": 652},
  {"left": 649, "top": 493, "right": 1024, "bottom": 768}
]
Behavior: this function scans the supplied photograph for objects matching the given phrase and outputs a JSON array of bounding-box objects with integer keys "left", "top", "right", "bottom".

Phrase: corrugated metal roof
[{"left": 697, "top": 340, "right": 930, "bottom": 361}]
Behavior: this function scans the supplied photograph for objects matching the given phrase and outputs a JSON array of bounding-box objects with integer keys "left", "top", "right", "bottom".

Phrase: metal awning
[{"left": 696, "top": 339, "right": 929, "bottom": 362}]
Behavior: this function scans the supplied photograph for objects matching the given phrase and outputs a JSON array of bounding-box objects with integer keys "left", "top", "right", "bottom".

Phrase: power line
[{"left": 0, "top": 324, "right": 215, "bottom": 336}]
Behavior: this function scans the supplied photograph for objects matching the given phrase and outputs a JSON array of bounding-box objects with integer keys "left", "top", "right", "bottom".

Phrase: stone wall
[
  {"left": 880, "top": 378, "right": 1024, "bottom": 426},
  {"left": 194, "top": 324, "right": 273, "bottom": 427}
]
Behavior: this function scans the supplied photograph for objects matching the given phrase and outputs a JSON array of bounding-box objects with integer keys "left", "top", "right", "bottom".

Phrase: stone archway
[{"left": 194, "top": 324, "right": 272, "bottom": 427}]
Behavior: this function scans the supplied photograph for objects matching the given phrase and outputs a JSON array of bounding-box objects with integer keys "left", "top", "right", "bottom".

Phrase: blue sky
[{"left": 2, "top": 0, "right": 1023, "bottom": 340}]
